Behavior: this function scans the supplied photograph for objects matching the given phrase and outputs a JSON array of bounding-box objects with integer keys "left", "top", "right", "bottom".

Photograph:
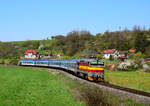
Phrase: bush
[
  {"left": 117, "top": 60, "right": 131, "bottom": 71},
  {"left": 145, "top": 68, "right": 150, "bottom": 73},
  {"left": 130, "top": 52, "right": 144, "bottom": 68},
  {"left": 78, "top": 86, "right": 119, "bottom": 106},
  {"left": 118, "top": 52, "right": 146, "bottom": 71},
  {"left": 0, "top": 59, "right": 19, "bottom": 65},
  {"left": 0, "top": 59, "right": 4, "bottom": 64},
  {"left": 109, "top": 55, "right": 114, "bottom": 61},
  {"left": 9, "top": 59, "right": 19, "bottom": 65},
  {"left": 96, "top": 54, "right": 103, "bottom": 59}
]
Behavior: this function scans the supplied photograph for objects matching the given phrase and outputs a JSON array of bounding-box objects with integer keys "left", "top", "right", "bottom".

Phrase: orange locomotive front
[{"left": 77, "top": 60, "right": 104, "bottom": 81}]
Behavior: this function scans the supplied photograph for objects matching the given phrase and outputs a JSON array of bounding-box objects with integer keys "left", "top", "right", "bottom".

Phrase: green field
[
  {"left": 105, "top": 71, "right": 150, "bottom": 93},
  {"left": 0, "top": 65, "right": 84, "bottom": 106},
  {"left": 0, "top": 65, "right": 148, "bottom": 106}
]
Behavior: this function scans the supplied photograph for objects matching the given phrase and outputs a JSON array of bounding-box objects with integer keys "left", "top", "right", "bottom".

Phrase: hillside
[{"left": 0, "top": 28, "right": 150, "bottom": 65}]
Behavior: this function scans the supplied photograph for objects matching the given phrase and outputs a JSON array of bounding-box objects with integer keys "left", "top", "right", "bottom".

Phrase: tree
[
  {"left": 96, "top": 54, "right": 103, "bottom": 59},
  {"left": 61, "top": 30, "right": 94, "bottom": 56},
  {"left": 130, "top": 51, "right": 144, "bottom": 69},
  {"left": 135, "top": 31, "right": 148, "bottom": 53},
  {"left": 22, "top": 40, "right": 39, "bottom": 49},
  {"left": 0, "top": 43, "right": 19, "bottom": 58},
  {"left": 109, "top": 55, "right": 114, "bottom": 61},
  {"left": 145, "top": 45, "right": 150, "bottom": 57}
]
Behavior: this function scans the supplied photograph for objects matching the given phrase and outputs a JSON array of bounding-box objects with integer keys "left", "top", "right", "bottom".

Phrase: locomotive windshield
[{"left": 90, "top": 60, "right": 104, "bottom": 67}]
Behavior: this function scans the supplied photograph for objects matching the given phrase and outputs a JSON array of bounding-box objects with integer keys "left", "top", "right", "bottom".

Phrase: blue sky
[{"left": 0, "top": 0, "right": 150, "bottom": 41}]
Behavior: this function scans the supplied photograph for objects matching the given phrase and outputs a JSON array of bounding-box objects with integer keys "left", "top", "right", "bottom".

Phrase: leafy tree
[
  {"left": 135, "top": 31, "right": 148, "bottom": 53},
  {"left": 130, "top": 51, "right": 144, "bottom": 68},
  {"left": 22, "top": 40, "right": 39, "bottom": 49},
  {"left": 96, "top": 54, "right": 103, "bottom": 59},
  {"left": 0, "top": 43, "right": 20, "bottom": 58},
  {"left": 145, "top": 45, "right": 150, "bottom": 57},
  {"left": 109, "top": 55, "right": 114, "bottom": 61}
]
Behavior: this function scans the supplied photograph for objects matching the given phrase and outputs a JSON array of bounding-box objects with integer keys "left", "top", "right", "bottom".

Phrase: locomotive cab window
[{"left": 90, "top": 61, "right": 104, "bottom": 67}]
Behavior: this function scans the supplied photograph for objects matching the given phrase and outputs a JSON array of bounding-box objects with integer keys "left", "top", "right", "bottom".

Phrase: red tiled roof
[
  {"left": 119, "top": 56, "right": 128, "bottom": 59},
  {"left": 145, "top": 58, "right": 150, "bottom": 62},
  {"left": 24, "top": 50, "right": 37, "bottom": 55},
  {"left": 129, "top": 49, "right": 136, "bottom": 53},
  {"left": 103, "top": 49, "right": 116, "bottom": 54}
]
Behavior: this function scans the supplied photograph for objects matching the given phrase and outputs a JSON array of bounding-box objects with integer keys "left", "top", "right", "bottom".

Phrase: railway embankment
[{"left": 49, "top": 68, "right": 150, "bottom": 105}]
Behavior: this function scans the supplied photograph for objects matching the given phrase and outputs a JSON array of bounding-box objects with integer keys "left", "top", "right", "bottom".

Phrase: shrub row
[{"left": 0, "top": 59, "right": 19, "bottom": 65}]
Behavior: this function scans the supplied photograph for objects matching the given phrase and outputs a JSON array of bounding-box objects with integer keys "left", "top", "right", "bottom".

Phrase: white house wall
[
  {"left": 103, "top": 50, "right": 119, "bottom": 59},
  {"left": 25, "top": 53, "right": 37, "bottom": 59}
]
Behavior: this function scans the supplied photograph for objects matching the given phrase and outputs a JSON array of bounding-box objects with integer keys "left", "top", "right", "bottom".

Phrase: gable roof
[
  {"left": 119, "top": 56, "right": 128, "bottom": 59},
  {"left": 129, "top": 49, "right": 136, "bottom": 53},
  {"left": 24, "top": 50, "right": 38, "bottom": 55},
  {"left": 103, "top": 49, "right": 116, "bottom": 54}
]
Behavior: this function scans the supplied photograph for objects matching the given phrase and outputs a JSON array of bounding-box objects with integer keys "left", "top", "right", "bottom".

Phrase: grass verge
[{"left": 105, "top": 70, "right": 150, "bottom": 93}]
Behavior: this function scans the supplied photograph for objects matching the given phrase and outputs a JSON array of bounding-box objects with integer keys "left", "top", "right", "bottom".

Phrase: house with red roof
[
  {"left": 118, "top": 51, "right": 128, "bottom": 57},
  {"left": 103, "top": 49, "right": 119, "bottom": 59},
  {"left": 129, "top": 49, "right": 136, "bottom": 53},
  {"left": 24, "top": 50, "right": 38, "bottom": 59},
  {"left": 118, "top": 51, "right": 128, "bottom": 61}
]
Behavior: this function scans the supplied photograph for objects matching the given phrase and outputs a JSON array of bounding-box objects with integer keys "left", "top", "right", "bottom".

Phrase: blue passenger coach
[
  {"left": 19, "top": 60, "right": 35, "bottom": 66},
  {"left": 35, "top": 60, "right": 49, "bottom": 66}
]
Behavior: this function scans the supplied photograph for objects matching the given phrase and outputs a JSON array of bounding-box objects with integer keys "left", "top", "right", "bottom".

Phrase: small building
[
  {"left": 56, "top": 53, "right": 62, "bottom": 58},
  {"left": 103, "top": 49, "right": 119, "bottom": 59},
  {"left": 119, "top": 56, "right": 128, "bottom": 61},
  {"left": 118, "top": 51, "right": 128, "bottom": 57},
  {"left": 129, "top": 49, "right": 136, "bottom": 54},
  {"left": 128, "top": 49, "right": 136, "bottom": 57},
  {"left": 145, "top": 58, "right": 150, "bottom": 63},
  {"left": 24, "top": 50, "right": 38, "bottom": 59}
]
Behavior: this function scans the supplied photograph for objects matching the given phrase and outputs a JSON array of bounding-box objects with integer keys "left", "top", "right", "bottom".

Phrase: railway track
[{"left": 98, "top": 82, "right": 150, "bottom": 97}]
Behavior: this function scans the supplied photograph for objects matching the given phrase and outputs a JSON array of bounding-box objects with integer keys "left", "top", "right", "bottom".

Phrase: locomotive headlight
[
  {"left": 88, "top": 72, "right": 94, "bottom": 77},
  {"left": 98, "top": 73, "right": 104, "bottom": 78},
  {"left": 94, "top": 72, "right": 104, "bottom": 78}
]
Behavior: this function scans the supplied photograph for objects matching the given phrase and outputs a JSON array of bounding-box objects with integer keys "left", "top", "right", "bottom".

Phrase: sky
[{"left": 0, "top": 0, "right": 150, "bottom": 42}]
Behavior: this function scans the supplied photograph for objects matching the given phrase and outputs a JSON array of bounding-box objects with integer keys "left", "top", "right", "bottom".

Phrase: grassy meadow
[
  {"left": 0, "top": 65, "right": 148, "bottom": 106},
  {"left": 0, "top": 65, "right": 84, "bottom": 106},
  {"left": 105, "top": 71, "right": 150, "bottom": 93}
]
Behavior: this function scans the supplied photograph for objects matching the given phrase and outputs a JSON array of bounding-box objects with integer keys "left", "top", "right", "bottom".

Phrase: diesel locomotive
[{"left": 19, "top": 59, "right": 104, "bottom": 81}]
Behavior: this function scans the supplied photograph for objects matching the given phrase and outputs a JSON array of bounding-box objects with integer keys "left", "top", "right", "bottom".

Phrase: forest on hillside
[
  {"left": 52, "top": 26, "right": 150, "bottom": 58},
  {"left": 0, "top": 26, "right": 150, "bottom": 60}
]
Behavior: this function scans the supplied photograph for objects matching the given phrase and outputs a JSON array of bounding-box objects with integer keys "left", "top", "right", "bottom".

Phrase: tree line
[
  {"left": 0, "top": 26, "right": 150, "bottom": 59},
  {"left": 52, "top": 26, "right": 150, "bottom": 58}
]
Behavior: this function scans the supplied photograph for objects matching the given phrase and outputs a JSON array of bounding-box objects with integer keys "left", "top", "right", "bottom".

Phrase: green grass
[
  {"left": 105, "top": 71, "right": 150, "bottom": 92},
  {"left": 57, "top": 71, "right": 147, "bottom": 106},
  {"left": 0, "top": 65, "right": 84, "bottom": 106},
  {"left": 0, "top": 65, "right": 148, "bottom": 106}
]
